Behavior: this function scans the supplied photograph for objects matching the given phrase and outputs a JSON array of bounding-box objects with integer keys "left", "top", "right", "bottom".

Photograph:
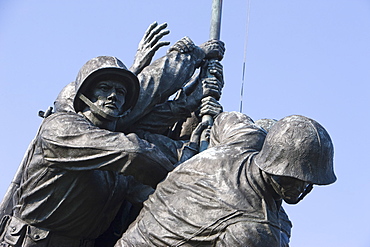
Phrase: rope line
[{"left": 240, "top": 0, "right": 251, "bottom": 113}]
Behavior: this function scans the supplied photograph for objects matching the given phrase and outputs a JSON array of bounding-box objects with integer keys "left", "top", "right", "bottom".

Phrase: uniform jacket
[
  {"left": 11, "top": 111, "right": 173, "bottom": 241},
  {"left": 117, "top": 112, "right": 286, "bottom": 247}
]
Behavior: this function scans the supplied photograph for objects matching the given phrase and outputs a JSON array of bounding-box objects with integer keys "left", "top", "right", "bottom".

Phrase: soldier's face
[
  {"left": 90, "top": 80, "right": 127, "bottom": 118},
  {"left": 271, "top": 175, "right": 310, "bottom": 204}
]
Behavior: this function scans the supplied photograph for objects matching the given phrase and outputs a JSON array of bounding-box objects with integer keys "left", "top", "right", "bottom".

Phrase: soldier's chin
[
  {"left": 282, "top": 196, "right": 300, "bottom": 204},
  {"left": 103, "top": 108, "right": 120, "bottom": 117}
]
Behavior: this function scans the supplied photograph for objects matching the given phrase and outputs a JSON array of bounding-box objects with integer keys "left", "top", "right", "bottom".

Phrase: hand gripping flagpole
[{"left": 199, "top": 0, "right": 223, "bottom": 152}]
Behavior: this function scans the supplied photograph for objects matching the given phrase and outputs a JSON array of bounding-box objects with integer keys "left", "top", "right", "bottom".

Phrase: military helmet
[
  {"left": 54, "top": 81, "right": 75, "bottom": 113},
  {"left": 73, "top": 56, "right": 140, "bottom": 116},
  {"left": 254, "top": 115, "right": 336, "bottom": 185}
]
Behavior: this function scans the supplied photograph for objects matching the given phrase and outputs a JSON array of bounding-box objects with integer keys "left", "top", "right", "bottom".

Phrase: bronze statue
[
  {"left": 0, "top": 15, "right": 336, "bottom": 246},
  {"left": 0, "top": 21, "right": 225, "bottom": 246},
  {"left": 115, "top": 111, "right": 336, "bottom": 247}
]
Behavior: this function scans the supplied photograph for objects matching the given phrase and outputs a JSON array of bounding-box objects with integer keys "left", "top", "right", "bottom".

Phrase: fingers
[
  {"left": 208, "top": 61, "right": 223, "bottom": 77},
  {"left": 208, "top": 60, "right": 223, "bottom": 70},
  {"left": 149, "top": 29, "right": 170, "bottom": 48},
  {"left": 203, "top": 127, "right": 211, "bottom": 139},
  {"left": 207, "top": 61, "right": 224, "bottom": 88},
  {"left": 146, "top": 22, "right": 169, "bottom": 44},
  {"left": 168, "top": 36, "right": 195, "bottom": 53},
  {"left": 193, "top": 121, "right": 208, "bottom": 134},
  {"left": 200, "top": 96, "right": 220, "bottom": 108},
  {"left": 199, "top": 105, "right": 222, "bottom": 118},
  {"left": 181, "top": 37, "right": 195, "bottom": 52},
  {"left": 199, "top": 40, "right": 226, "bottom": 60},
  {"left": 199, "top": 96, "right": 223, "bottom": 117},
  {"left": 151, "top": 41, "right": 171, "bottom": 52},
  {"left": 189, "top": 121, "right": 210, "bottom": 143},
  {"left": 131, "top": 22, "right": 170, "bottom": 75},
  {"left": 143, "top": 21, "right": 159, "bottom": 41},
  {"left": 202, "top": 77, "right": 222, "bottom": 100}
]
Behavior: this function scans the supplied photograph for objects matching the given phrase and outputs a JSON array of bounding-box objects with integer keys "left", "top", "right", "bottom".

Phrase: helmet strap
[
  {"left": 78, "top": 93, "right": 129, "bottom": 121},
  {"left": 268, "top": 175, "right": 285, "bottom": 199},
  {"left": 296, "top": 184, "right": 313, "bottom": 203},
  {"left": 269, "top": 175, "right": 314, "bottom": 204}
]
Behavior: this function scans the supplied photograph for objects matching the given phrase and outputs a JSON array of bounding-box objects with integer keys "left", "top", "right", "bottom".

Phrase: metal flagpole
[
  {"left": 209, "top": 0, "right": 223, "bottom": 40},
  {"left": 199, "top": 0, "right": 223, "bottom": 152}
]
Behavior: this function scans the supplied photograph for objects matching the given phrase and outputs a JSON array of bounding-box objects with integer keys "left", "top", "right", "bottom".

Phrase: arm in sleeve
[
  {"left": 117, "top": 43, "right": 205, "bottom": 132},
  {"left": 210, "top": 112, "right": 267, "bottom": 151},
  {"left": 40, "top": 112, "right": 173, "bottom": 187}
]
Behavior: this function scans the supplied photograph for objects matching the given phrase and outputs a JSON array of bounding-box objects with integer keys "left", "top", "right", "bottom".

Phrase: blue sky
[{"left": 0, "top": 1, "right": 369, "bottom": 246}]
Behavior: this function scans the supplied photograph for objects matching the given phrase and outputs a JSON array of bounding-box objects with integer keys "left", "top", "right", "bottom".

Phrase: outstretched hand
[{"left": 130, "top": 22, "right": 170, "bottom": 75}]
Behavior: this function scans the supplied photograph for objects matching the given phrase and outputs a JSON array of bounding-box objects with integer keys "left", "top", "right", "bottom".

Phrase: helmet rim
[
  {"left": 255, "top": 115, "right": 336, "bottom": 185},
  {"left": 73, "top": 56, "right": 140, "bottom": 115}
]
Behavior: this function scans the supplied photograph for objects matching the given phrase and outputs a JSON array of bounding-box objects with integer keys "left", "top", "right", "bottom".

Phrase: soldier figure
[{"left": 116, "top": 111, "right": 336, "bottom": 247}]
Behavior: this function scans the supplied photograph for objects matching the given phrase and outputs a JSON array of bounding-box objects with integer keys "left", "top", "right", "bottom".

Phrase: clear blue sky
[{"left": 0, "top": 1, "right": 369, "bottom": 246}]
